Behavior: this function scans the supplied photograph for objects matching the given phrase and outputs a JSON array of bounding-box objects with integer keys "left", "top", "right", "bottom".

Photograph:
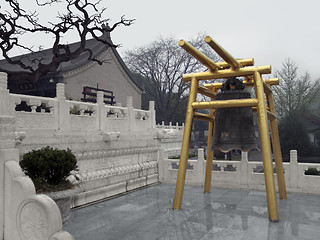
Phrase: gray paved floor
[{"left": 63, "top": 184, "right": 320, "bottom": 240}]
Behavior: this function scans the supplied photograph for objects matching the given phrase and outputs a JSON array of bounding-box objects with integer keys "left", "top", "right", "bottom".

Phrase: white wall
[{"left": 63, "top": 48, "right": 142, "bottom": 108}]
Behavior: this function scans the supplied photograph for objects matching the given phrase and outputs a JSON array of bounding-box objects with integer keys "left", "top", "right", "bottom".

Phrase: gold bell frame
[{"left": 173, "top": 36, "right": 287, "bottom": 222}]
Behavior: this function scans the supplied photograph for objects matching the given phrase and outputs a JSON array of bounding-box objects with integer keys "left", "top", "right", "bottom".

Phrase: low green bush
[{"left": 20, "top": 146, "right": 77, "bottom": 192}]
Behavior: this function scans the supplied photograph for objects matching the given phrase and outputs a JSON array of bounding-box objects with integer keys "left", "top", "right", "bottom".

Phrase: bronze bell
[{"left": 212, "top": 78, "right": 259, "bottom": 153}]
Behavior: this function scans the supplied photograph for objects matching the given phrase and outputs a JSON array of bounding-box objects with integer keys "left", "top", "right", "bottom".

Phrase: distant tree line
[
  {"left": 128, "top": 38, "right": 320, "bottom": 159},
  {"left": 273, "top": 58, "right": 320, "bottom": 158},
  {"left": 125, "top": 34, "right": 219, "bottom": 125}
]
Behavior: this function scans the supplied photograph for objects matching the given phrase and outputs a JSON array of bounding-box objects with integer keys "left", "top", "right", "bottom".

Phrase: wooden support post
[
  {"left": 204, "top": 105, "right": 215, "bottom": 193},
  {"left": 266, "top": 91, "right": 287, "bottom": 200},
  {"left": 173, "top": 77, "right": 198, "bottom": 210},
  {"left": 254, "top": 71, "right": 279, "bottom": 222}
]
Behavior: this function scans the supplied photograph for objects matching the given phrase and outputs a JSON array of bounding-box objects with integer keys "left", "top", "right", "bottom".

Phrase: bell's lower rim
[{"left": 212, "top": 146, "right": 260, "bottom": 153}]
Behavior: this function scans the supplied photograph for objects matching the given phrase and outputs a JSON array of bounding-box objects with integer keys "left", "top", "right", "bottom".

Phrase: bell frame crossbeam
[{"left": 173, "top": 36, "right": 287, "bottom": 222}]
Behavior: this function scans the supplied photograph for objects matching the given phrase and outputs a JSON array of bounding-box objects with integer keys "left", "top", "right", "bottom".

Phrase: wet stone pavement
[{"left": 63, "top": 184, "right": 320, "bottom": 240}]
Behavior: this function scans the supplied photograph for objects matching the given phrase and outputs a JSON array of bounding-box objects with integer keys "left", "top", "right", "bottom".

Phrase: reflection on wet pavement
[{"left": 63, "top": 184, "right": 320, "bottom": 240}]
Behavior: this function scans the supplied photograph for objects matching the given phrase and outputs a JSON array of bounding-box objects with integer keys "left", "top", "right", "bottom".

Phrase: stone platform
[{"left": 63, "top": 183, "right": 320, "bottom": 240}]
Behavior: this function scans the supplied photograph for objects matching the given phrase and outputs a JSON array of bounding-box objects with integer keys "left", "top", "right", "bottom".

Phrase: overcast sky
[
  {"left": 106, "top": 0, "right": 320, "bottom": 80},
  {"left": 4, "top": 0, "right": 320, "bottom": 80}
]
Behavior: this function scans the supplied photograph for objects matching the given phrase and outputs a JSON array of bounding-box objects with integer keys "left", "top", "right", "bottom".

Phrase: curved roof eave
[{"left": 109, "top": 46, "right": 143, "bottom": 92}]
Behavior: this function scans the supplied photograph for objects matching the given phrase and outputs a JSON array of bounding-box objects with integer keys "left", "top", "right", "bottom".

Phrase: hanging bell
[{"left": 212, "top": 78, "right": 259, "bottom": 153}]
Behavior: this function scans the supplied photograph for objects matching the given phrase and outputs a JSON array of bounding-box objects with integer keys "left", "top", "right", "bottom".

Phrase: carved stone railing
[
  {"left": 67, "top": 145, "right": 160, "bottom": 208},
  {"left": 10, "top": 81, "right": 155, "bottom": 133},
  {"left": 156, "top": 121, "right": 184, "bottom": 130},
  {"left": 159, "top": 148, "right": 320, "bottom": 195},
  {"left": 10, "top": 94, "right": 59, "bottom": 130},
  {"left": 0, "top": 72, "right": 74, "bottom": 240},
  {"left": 156, "top": 122, "right": 184, "bottom": 158}
]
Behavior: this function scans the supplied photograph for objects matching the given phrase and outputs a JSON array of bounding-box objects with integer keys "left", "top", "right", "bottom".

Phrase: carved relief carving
[{"left": 18, "top": 201, "right": 49, "bottom": 240}]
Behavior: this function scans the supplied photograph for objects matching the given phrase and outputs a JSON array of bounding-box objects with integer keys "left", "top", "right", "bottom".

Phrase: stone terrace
[{"left": 63, "top": 183, "right": 320, "bottom": 240}]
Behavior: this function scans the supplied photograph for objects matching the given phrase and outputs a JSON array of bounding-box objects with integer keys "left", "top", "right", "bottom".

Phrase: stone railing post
[
  {"left": 97, "top": 91, "right": 105, "bottom": 131},
  {"left": 158, "top": 149, "right": 165, "bottom": 182},
  {"left": 289, "top": 150, "right": 298, "bottom": 190},
  {"left": 126, "top": 96, "right": 135, "bottom": 131},
  {"left": 196, "top": 148, "right": 205, "bottom": 186},
  {"left": 240, "top": 151, "right": 249, "bottom": 186},
  {"left": 0, "top": 73, "right": 73, "bottom": 239},
  {"left": 56, "top": 83, "right": 68, "bottom": 130},
  {"left": 0, "top": 72, "right": 15, "bottom": 238},
  {"left": 149, "top": 101, "right": 156, "bottom": 129},
  {"left": 0, "top": 72, "right": 14, "bottom": 117}
]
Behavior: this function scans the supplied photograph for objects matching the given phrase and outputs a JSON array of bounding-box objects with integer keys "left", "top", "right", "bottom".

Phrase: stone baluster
[
  {"left": 196, "top": 148, "right": 205, "bottom": 186},
  {"left": 158, "top": 149, "right": 165, "bottom": 182},
  {"left": 0, "top": 72, "right": 15, "bottom": 237},
  {"left": 97, "top": 91, "right": 105, "bottom": 131},
  {"left": 56, "top": 83, "right": 68, "bottom": 130},
  {"left": 240, "top": 151, "right": 249, "bottom": 186},
  {"left": 27, "top": 99, "right": 41, "bottom": 113},
  {"left": 289, "top": 150, "right": 298, "bottom": 190},
  {"left": 149, "top": 101, "right": 156, "bottom": 129},
  {"left": 0, "top": 72, "right": 14, "bottom": 117},
  {"left": 56, "top": 83, "right": 66, "bottom": 100},
  {"left": 126, "top": 96, "right": 135, "bottom": 131}
]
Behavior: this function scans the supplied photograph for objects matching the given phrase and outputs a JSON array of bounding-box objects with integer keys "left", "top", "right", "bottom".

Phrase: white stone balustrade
[
  {"left": 159, "top": 148, "right": 320, "bottom": 195},
  {"left": 0, "top": 73, "right": 74, "bottom": 240},
  {"left": 156, "top": 121, "right": 184, "bottom": 130},
  {"left": 9, "top": 82, "right": 154, "bottom": 133}
]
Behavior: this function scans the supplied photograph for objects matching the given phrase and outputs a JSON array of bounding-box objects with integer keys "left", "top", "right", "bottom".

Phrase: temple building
[{"left": 0, "top": 31, "right": 142, "bottom": 108}]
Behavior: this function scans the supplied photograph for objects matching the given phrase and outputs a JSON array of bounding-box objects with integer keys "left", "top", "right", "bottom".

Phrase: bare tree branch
[
  {"left": 0, "top": 0, "right": 134, "bottom": 83},
  {"left": 125, "top": 35, "right": 219, "bottom": 123}
]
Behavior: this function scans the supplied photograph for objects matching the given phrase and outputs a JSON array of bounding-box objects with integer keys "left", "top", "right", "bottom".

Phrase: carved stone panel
[{"left": 18, "top": 200, "right": 49, "bottom": 240}]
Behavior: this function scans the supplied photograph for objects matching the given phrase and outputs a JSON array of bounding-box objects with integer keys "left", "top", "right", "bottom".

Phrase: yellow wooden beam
[
  {"left": 203, "top": 78, "right": 279, "bottom": 92},
  {"left": 192, "top": 98, "right": 258, "bottom": 110},
  {"left": 216, "top": 58, "right": 254, "bottom": 69},
  {"left": 254, "top": 71, "right": 279, "bottom": 222},
  {"left": 173, "top": 77, "right": 198, "bottom": 210},
  {"left": 197, "top": 86, "right": 217, "bottom": 98},
  {"left": 179, "top": 40, "right": 219, "bottom": 71},
  {"left": 244, "top": 78, "right": 279, "bottom": 86},
  {"left": 183, "top": 66, "right": 272, "bottom": 81},
  {"left": 194, "top": 112, "right": 214, "bottom": 122},
  {"left": 205, "top": 36, "right": 241, "bottom": 69},
  {"left": 204, "top": 105, "right": 215, "bottom": 193},
  {"left": 266, "top": 91, "right": 287, "bottom": 200},
  {"left": 267, "top": 110, "right": 276, "bottom": 121}
]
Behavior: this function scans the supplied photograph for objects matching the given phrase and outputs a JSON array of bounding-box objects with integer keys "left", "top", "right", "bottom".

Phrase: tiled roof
[{"left": 0, "top": 33, "right": 142, "bottom": 91}]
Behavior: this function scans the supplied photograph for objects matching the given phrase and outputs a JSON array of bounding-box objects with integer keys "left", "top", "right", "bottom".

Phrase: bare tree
[
  {"left": 125, "top": 35, "right": 219, "bottom": 124},
  {"left": 273, "top": 58, "right": 320, "bottom": 119},
  {"left": 0, "top": 0, "right": 134, "bottom": 83}
]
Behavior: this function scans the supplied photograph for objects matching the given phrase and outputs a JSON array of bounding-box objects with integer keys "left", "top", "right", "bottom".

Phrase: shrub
[{"left": 20, "top": 146, "right": 77, "bottom": 192}]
